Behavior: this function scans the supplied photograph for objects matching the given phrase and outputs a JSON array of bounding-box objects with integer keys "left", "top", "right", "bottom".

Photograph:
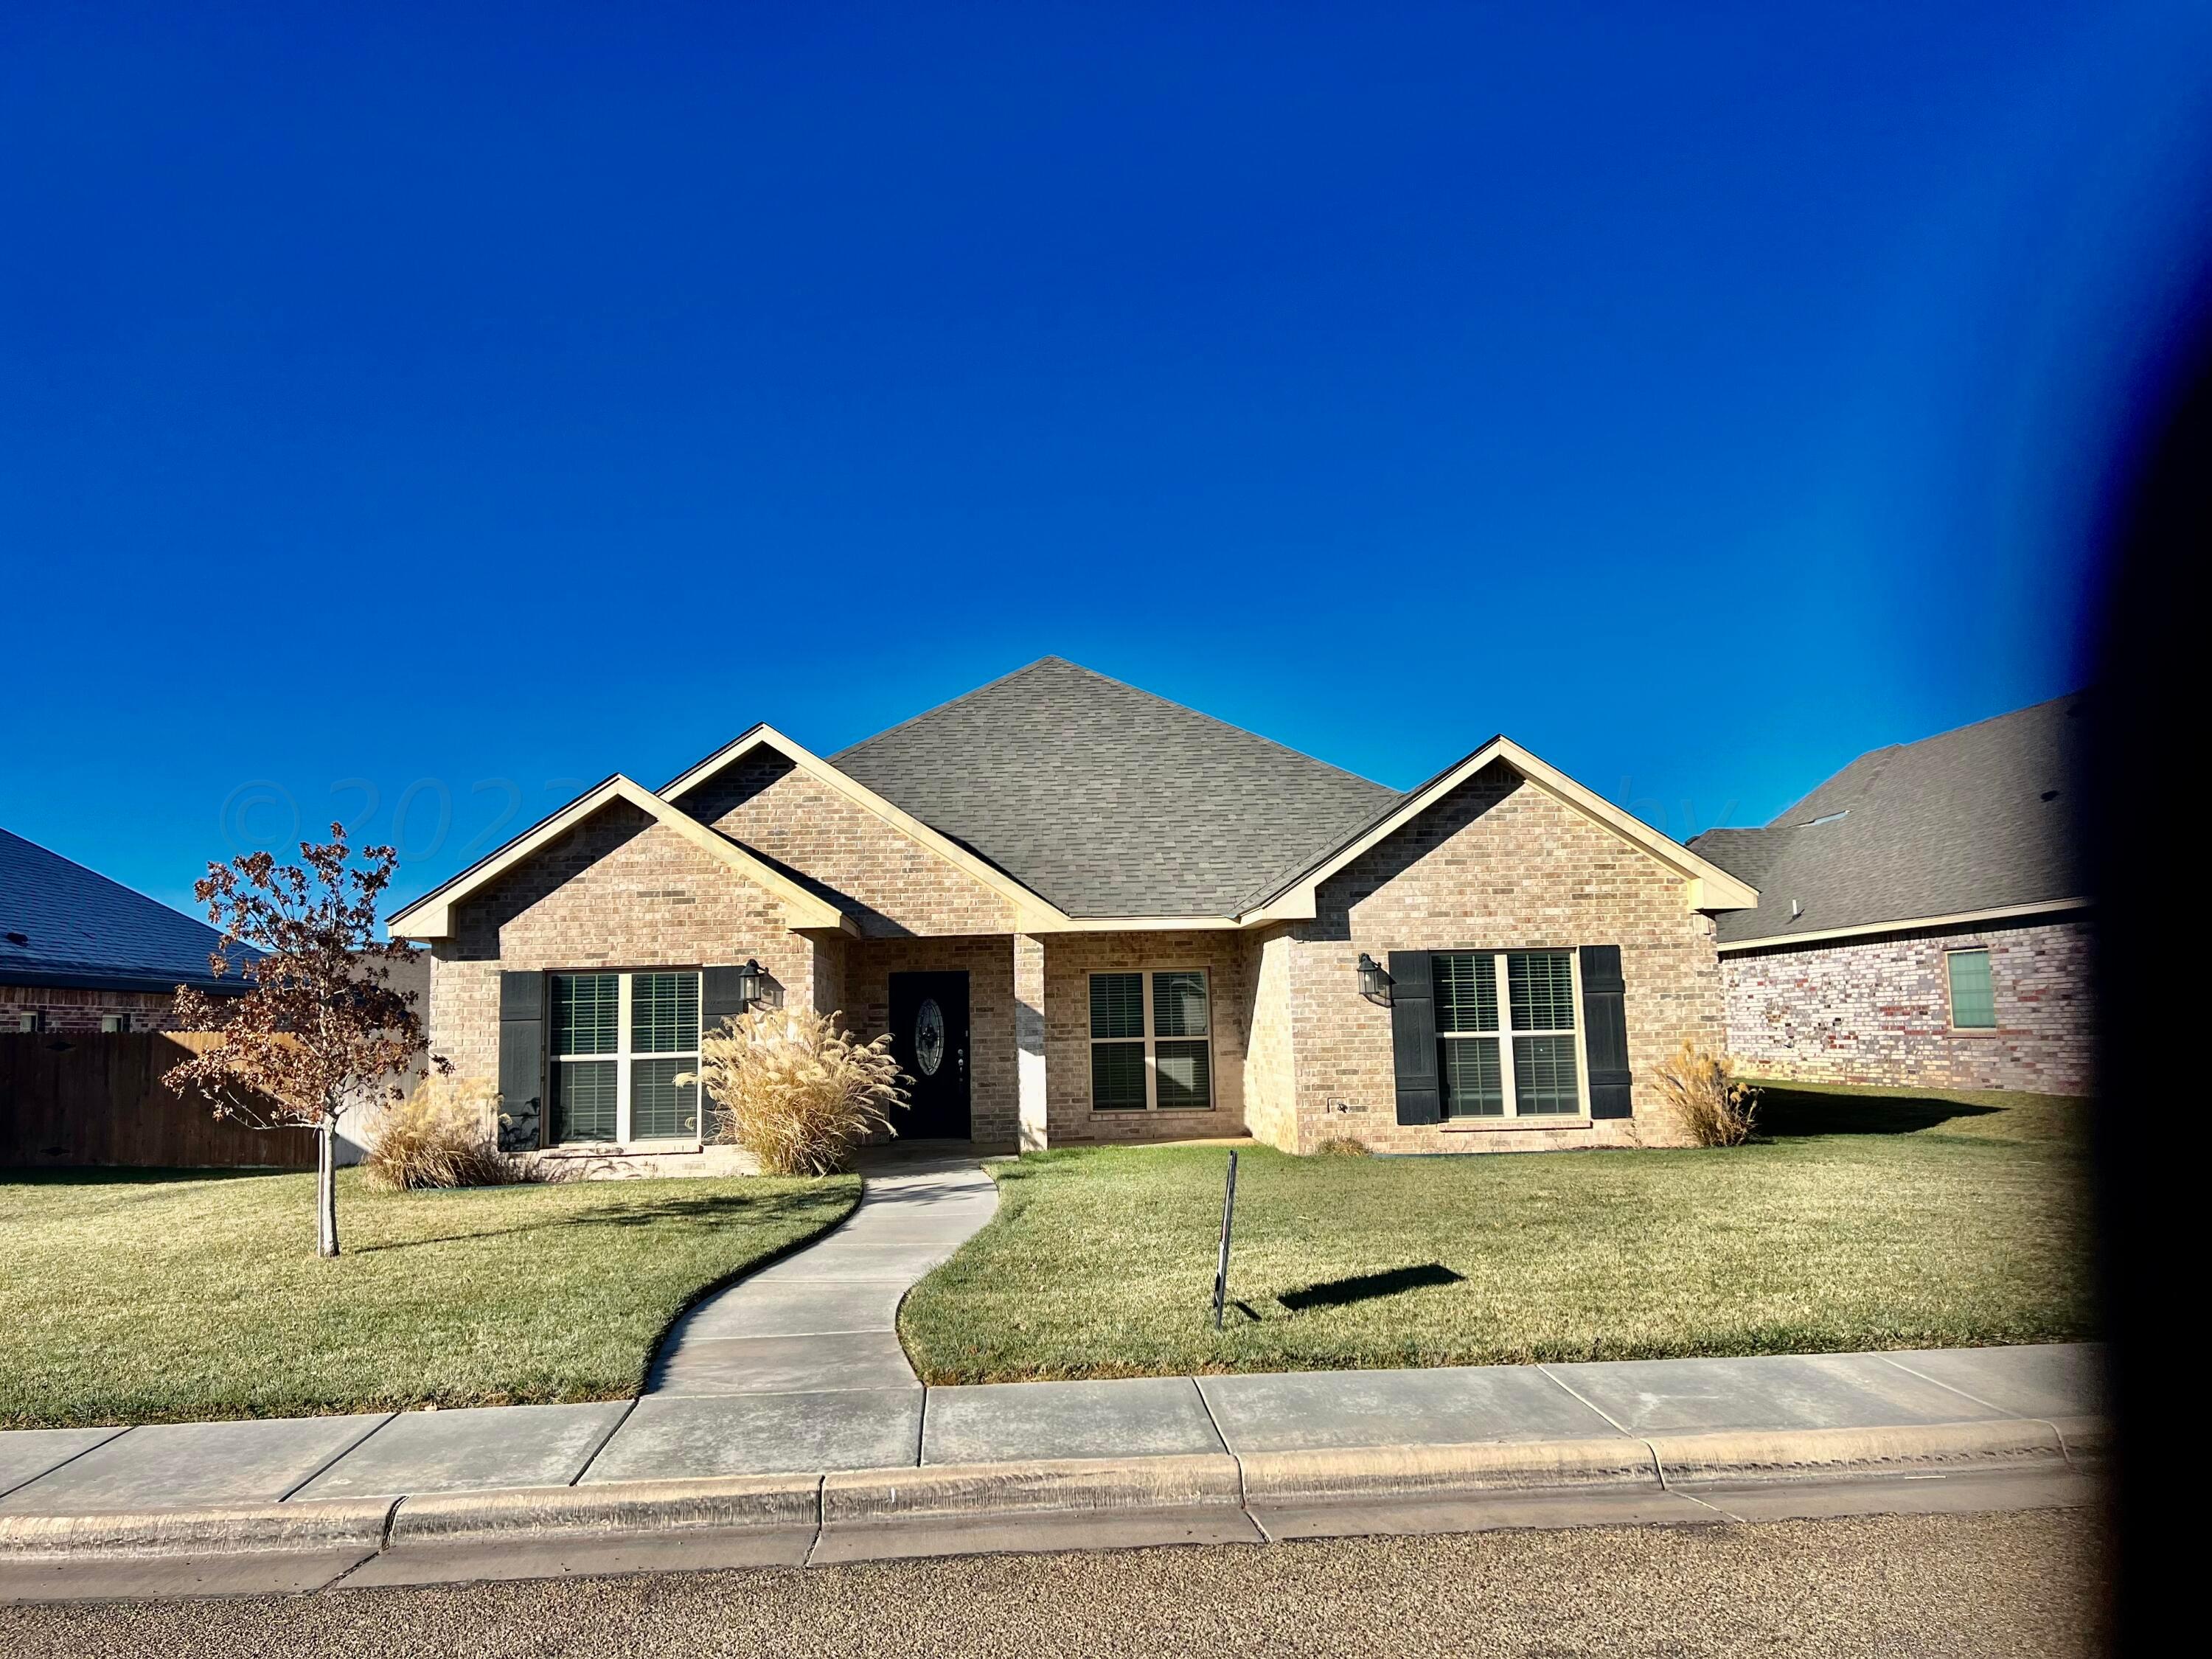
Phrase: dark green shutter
[
  {"left": 1388, "top": 950, "right": 1441, "bottom": 1124},
  {"left": 1579, "top": 945, "right": 1632, "bottom": 1119},
  {"left": 498, "top": 971, "right": 548, "bottom": 1134},
  {"left": 703, "top": 966, "right": 749, "bottom": 1030}
]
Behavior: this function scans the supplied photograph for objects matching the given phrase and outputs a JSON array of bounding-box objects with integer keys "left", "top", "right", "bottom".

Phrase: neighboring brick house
[
  {"left": 1690, "top": 695, "right": 2090, "bottom": 1095},
  {"left": 0, "top": 827, "right": 246, "bottom": 1033},
  {"left": 388, "top": 658, "right": 1761, "bottom": 1162}
]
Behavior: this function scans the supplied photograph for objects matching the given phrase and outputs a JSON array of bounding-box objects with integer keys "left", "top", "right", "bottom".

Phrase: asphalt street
[{"left": 0, "top": 1506, "right": 2106, "bottom": 1658}]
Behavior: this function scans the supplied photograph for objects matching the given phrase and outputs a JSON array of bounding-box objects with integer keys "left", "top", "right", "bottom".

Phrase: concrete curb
[
  {"left": 1239, "top": 1438, "right": 1659, "bottom": 1503},
  {"left": 0, "top": 1416, "right": 2109, "bottom": 1563},
  {"left": 1645, "top": 1419, "right": 2068, "bottom": 1486},
  {"left": 0, "top": 1498, "right": 394, "bottom": 1560},
  {"left": 824, "top": 1454, "right": 1242, "bottom": 1523},
  {"left": 391, "top": 1475, "right": 821, "bottom": 1543}
]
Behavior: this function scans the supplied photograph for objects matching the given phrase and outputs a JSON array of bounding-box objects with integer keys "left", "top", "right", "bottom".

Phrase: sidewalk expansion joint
[{"left": 279, "top": 1413, "right": 395, "bottom": 1503}]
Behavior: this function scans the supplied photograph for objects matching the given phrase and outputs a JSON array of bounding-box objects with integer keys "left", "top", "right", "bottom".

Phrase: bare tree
[{"left": 165, "top": 824, "right": 442, "bottom": 1257}]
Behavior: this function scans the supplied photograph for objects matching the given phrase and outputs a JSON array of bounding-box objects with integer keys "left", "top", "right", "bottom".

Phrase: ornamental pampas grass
[
  {"left": 686, "top": 1008, "right": 905, "bottom": 1176},
  {"left": 1651, "top": 1041, "right": 1760, "bottom": 1147}
]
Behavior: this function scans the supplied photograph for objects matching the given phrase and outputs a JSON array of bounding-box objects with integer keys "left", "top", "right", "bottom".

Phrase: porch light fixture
[
  {"left": 734, "top": 959, "right": 779, "bottom": 1009},
  {"left": 1357, "top": 953, "right": 1391, "bottom": 1006}
]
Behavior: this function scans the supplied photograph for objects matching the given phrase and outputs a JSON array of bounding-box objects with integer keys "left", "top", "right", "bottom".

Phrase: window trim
[
  {"left": 1435, "top": 949, "right": 1593, "bottom": 1123},
  {"left": 549, "top": 967, "right": 705, "bottom": 1147},
  {"left": 1943, "top": 946, "right": 2000, "bottom": 1034},
  {"left": 1087, "top": 967, "right": 1217, "bottom": 1114}
]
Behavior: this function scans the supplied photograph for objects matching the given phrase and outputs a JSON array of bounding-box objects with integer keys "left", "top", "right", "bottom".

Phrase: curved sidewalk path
[{"left": 645, "top": 1144, "right": 997, "bottom": 1399}]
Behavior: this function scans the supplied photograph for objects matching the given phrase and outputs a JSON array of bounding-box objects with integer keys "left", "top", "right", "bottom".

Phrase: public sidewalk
[{"left": 0, "top": 1146, "right": 2107, "bottom": 1599}]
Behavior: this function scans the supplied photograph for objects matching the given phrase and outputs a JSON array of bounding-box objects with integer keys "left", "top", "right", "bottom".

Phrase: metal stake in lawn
[{"left": 1211, "top": 1149, "right": 1239, "bottom": 1331}]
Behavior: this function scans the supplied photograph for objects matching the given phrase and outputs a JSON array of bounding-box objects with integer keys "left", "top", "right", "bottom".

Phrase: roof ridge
[
  {"left": 830, "top": 658, "right": 1068, "bottom": 763},
  {"left": 838, "top": 654, "right": 1393, "bottom": 793},
  {"left": 1759, "top": 690, "right": 2084, "bottom": 829}
]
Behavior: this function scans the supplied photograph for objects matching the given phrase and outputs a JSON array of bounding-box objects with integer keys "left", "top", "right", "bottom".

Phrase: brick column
[{"left": 1015, "top": 933, "right": 1048, "bottom": 1150}]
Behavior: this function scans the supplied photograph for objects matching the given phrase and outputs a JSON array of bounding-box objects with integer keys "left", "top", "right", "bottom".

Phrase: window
[
  {"left": 12, "top": 1012, "right": 38, "bottom": 1033},
  {"left": 100, "top": 1015, "right": 126, "bottom": 1034},
  {"left": 551, "top": 970, "right": 700, "bottom": 1144},
  {"left": 1946, "top": 948, "right": 1997, "bottom": 1030},
  {"left": 1435, "top": 950, "right": 1585, "bottom": 1119},
  {"left": 1089, "top": 969, "right": 1213, "bottom": 1111}
]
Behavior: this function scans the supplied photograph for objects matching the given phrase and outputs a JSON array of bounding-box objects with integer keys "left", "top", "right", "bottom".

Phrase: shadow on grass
[
  {"left": 1755, "top": 1088, "right": 2003, "bottom": 1138},
  {"left": 349, "top": 1189, "right": 847, "bottom": 1253},
  {"left": 1277, "top": 1262, "right": 1466, "bottom": 1311}
]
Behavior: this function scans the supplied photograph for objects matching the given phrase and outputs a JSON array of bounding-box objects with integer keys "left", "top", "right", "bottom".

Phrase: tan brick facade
[
  {"left": 680, "top": 753, "right": 1021, "bottom": 938},
  {"left": 1250, "top": 762, "right": 1726, "bottom": 1155},
  {"left": 1720, "top": 916, "right": 2092, "bottom": 1094},
  {"left": 431, "top": 800, "right": 826, "bottom": 1149},
  {"left": 417, "top": 757, "right": 1743, "bottom": 1164},
  {"left": 1040, "top": 931, "right": 1252, "bottom": 1145}
]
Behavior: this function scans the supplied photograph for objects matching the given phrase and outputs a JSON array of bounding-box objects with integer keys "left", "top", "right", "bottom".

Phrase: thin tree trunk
[{"left": 317, "top": 1119, "right": 340, "bottom": 1258}]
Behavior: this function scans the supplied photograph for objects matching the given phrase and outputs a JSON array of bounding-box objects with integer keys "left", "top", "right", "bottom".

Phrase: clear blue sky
[{"left": 5, "top": 2, "right": 2211, "bottom": 916}]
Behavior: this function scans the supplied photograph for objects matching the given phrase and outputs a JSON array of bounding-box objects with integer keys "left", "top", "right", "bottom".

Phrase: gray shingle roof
[
  {"left": 1689, "top": 694, "right": 2086, "bottom": 947},
  {"left": 833, "top": 658, "right": 1400, "bottom": 917},
  {"left": 0, "top": 828, "right": 244, "bottom": 993}
]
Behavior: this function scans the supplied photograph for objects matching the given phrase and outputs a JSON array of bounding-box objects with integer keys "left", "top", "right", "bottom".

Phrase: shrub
[
  {"left": 364, "top": 1075, "right": 540, "bottom": 1189},
  {"left": 1652, "top": 1042, "right": 1760, "bottom": 1147},
  {"left": 689, "top": 1008, "right": 905, "bottom": 1176},
  {"left": 1313, "top": 1135, "right": 1372, "bottom": 1157}
]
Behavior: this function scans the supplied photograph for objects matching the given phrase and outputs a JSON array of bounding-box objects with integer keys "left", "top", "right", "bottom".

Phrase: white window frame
[
  {"left": 550, "top": 969, "right": 703, "bottom": 1147},
  {"left": 1436, "top": 950, "right": 1592, "bottom": 1121},
  {"left": 1088, "top": 967, "right": 1215, "bottom": 1113}
]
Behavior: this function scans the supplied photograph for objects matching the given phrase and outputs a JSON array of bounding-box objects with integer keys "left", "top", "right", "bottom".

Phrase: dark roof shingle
[
  {"left": 833, "top": 658, "right": 1400, "bottom": 917},
  {"left": 0, "top": 828, "right": 244, "bottom": 993},
  {"left": 1689, "top": 694, "right": 2085, "bottom": 946}
]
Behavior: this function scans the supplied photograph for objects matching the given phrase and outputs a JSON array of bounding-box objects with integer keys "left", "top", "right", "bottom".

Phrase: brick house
[
  {"left": 1690, "top": 695, "right": 2090, "bottom": 1095},
  {"left": 0, "top": 827, "right": 246, "bottom": 1033},
  {"left": 388, "top": 658, "right": 1760, "bottom": 1164}
]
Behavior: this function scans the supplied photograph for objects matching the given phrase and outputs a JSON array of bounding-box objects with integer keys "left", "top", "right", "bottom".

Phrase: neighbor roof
[
  {"left": 0, "top": 828, "right": 246, "bottom": 994},
  {"left": 1689, "top": 693, "right": 2087, "bottom": 949},
  {"left": 832, "top": 658, "right": 1399, "bottom": 917}
]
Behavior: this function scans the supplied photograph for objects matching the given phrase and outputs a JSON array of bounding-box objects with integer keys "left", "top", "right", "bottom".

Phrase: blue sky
[{"left": 4, "top": 2, "right": 2211, "bottom": 916}]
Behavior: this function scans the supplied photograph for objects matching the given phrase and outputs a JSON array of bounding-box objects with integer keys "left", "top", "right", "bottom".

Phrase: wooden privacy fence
[{"left": 0, "top": 1032, "right": 316, "bottom": 1170}]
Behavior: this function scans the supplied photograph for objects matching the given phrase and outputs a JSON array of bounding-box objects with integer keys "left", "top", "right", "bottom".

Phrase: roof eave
[{"left": 1716, "top": 896, "right": 2092, "bottom": 953}]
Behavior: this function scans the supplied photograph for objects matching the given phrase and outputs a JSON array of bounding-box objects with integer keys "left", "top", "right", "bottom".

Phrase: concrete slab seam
[
  {"left": 1869, "top": 1352, "right": 2023, "bottom": 1416},
  {"left": 0, "top": 1427, "right": 133, "bottom": 1505},
  {"left": 279, "top": 1415, "right": 397, "bottom": 1503},
  {"left": 1532, "top": 1364, "right": 1637, "bottom": 1436},
  {"left": 568, "top": 1397, "right": 641, "bottom": 1487}
]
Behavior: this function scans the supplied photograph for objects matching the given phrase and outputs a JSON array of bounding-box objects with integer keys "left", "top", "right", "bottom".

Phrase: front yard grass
[
  {"left": 0, "top": 1168, "right": 859, "bottom": 1428},
  {"left": 899, "top": 1084, "right": 2093, "bottom": 1382}
]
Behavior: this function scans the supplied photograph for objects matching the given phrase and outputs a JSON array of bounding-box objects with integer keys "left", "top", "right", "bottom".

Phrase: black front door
[{"left": 887, "top": 971, "right": 971, "bottom": 1140}]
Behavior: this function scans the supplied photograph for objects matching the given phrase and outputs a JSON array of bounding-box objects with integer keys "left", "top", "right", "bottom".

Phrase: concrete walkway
[{"left": 0, "top": 1342, "right": 2102, "bottom": 1522}]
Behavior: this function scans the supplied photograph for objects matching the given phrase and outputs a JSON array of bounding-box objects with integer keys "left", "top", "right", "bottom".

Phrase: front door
[{"left": 887, "top": 971, "right": 971, "bottom": 1140}]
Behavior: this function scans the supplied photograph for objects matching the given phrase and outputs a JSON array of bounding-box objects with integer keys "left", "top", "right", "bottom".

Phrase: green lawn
[
  {"left": 0, "top": 1168, "right": 859, "bottom": 1428},
  {"left": 900, "top": 1084, "right": 2095, "bottom": 1382}
]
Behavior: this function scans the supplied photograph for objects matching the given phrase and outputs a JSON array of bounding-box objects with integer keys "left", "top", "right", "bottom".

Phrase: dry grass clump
[
  {"left": 1652, "top": 1042, "right": 1760, "bottom": 1147},
  {"left": 364, "top": 1075, "right": 545, "bottom": 1189},
  {"left": 1313, "top": 1135, "right": 1373, "bottom": 1157},
  {"left": 689, "top": 1008, "right": 905, "bottom": 1176}
]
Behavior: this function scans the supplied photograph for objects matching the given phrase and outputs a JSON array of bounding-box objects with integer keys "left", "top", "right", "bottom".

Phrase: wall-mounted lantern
[
  {"left": 1356, "top": 953, "right": 1391, "bottom": 1006},
  {"left": 734, "top": 959, "right": 781, "bottom": 1010}
]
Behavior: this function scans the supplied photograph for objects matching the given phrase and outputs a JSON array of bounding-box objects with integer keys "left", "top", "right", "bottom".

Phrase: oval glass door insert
[{"left": 914, "top": 998, "right": 946, "bottom": 1077}]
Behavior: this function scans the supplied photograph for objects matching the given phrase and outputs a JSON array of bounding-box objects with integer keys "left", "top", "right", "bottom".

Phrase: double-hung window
[
  {"left": 1434, "top": 950, "right": 1585, "bottom": 1119},
  {"left": 1945, "top": 948, "right": 1997, "bottom": 1030},
  {"left": 551, "top": 970, "right": 701, "bottom": 1144},
  {"left": 1089, "top": 969, "right": 1213, "bottom": 1111}
]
